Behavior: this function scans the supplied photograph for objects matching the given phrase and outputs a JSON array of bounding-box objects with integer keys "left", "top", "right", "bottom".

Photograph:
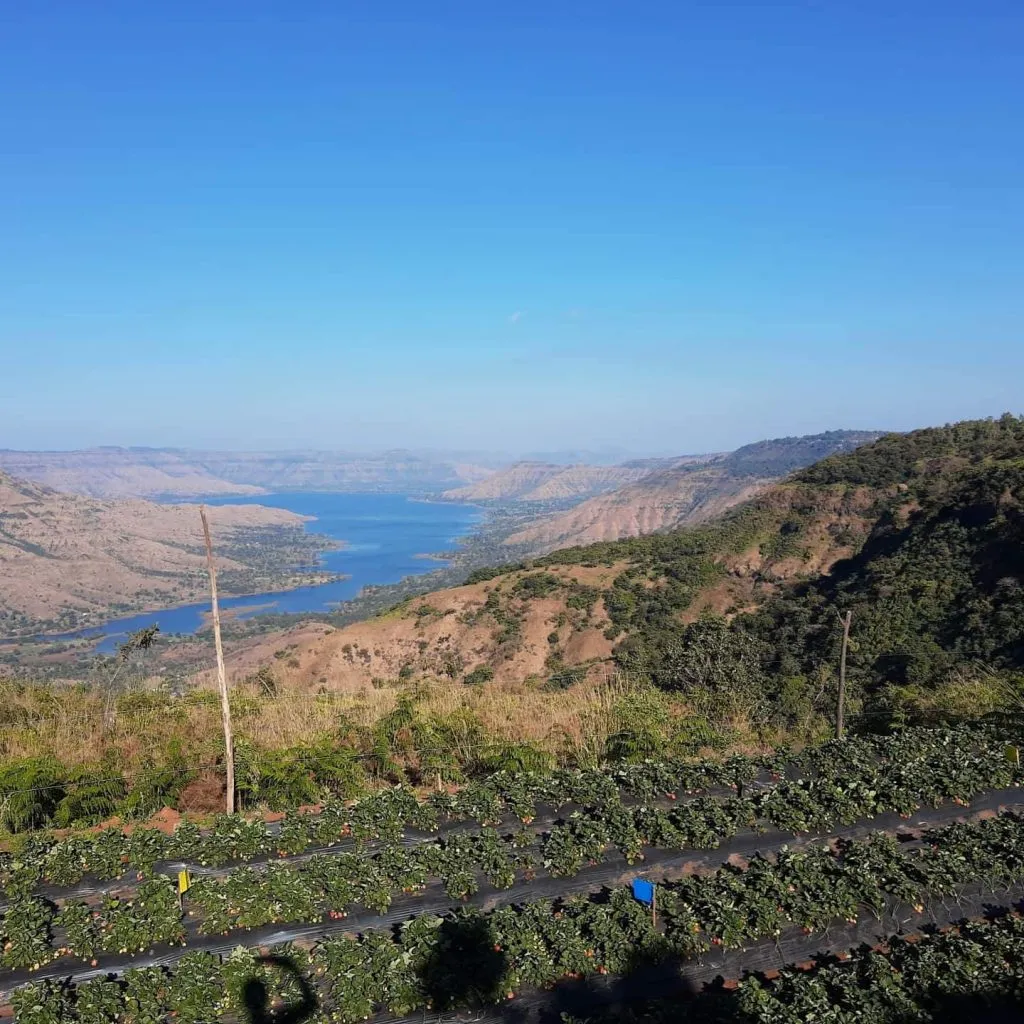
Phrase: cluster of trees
[{"left": 532, "top": 416, "right": 1024, "bottom": 731}]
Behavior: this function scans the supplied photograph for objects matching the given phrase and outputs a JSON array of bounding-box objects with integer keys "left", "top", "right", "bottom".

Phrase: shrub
[
  {"left": 463, "top": 665, "right": 494, "bottom": 686},
  {"left": 477, "top": 742, "right": 554, "bottom": 775},
  {"left": 512, "top": 573, "right": 561, "bottom": 598},
  {"left": 0, "top": 757, "right": 66, "bottom": 832},
  {"left": 545, "top": 666, "right": 586, "bottom": 690}
]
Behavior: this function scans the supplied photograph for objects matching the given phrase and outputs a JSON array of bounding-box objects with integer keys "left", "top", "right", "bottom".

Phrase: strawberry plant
[
  {"left": 0, "top": 896, "right": 56, "bottom": 970},
  {"left": 12, "top": 807, "right": 1024, "bottom": 1024}
]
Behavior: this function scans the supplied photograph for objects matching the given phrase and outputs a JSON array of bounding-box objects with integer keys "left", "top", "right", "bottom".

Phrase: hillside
[
  {"left": 218, "top": 560, "right": 622, "bottom": 694},
  {"left": 226, "top": 417, "right": 1024, "bottom": 735},
  {"left": 507, "top": 430, "right": 881, "bottom": 551},
  {"left": 540, "top": 415, "right": 1024, "bottom": 722},
  {"left": 0, "top": 472, "right": 335, "bottom": 637},
  {"left": 0, "top": 448, "right": 495, "bottom": 499},
  {"left": 440, "top": 460, "right": 671, "bottom": 502},
  {"left": 0, "top": 448, "right": 264, "bottom": 499}
]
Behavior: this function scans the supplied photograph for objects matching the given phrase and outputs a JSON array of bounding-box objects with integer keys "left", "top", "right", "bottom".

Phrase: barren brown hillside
[
  {"left": 0, "top": 471, "right": 329, "bottom": 635},
  {"left": 442, "top": 461, "right": 659, "bottom": 502},
  {"left": 215, "top": 563, "right": 623, "bottom": 693},
  {"left": 507, "top": 465, "right": 769, "bottom": 551},
  {"left": 506, "top": 431, "right": 882, "bottom": 553}
]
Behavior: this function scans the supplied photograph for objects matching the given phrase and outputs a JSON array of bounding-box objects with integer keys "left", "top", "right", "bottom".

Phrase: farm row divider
[
  {"left": 4, "top": 784, "right": 1023, "bottom": 1000},
  {"left": 0, "top": 785, "right": 763, "bottom": 910}
]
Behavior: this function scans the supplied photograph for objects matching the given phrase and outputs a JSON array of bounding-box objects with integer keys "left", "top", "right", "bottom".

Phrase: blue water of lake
[{"left": 64, "top": 493, "right": 483, "bottom": 652}]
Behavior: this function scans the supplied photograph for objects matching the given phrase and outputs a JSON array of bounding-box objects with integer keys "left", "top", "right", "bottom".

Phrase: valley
[
  {"left": 0, "top": 472, "right": 338, "bottom": 639},
  {"left": 0, "top": 430, "right": 880, "bottom": 664}
]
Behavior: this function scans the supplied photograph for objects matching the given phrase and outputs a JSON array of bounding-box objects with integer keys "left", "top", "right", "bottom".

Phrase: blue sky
[{"left": 1, "top": 1, "right": 1021, "bottom": 454}]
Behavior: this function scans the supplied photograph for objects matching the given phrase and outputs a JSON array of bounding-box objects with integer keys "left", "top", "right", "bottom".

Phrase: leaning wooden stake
[
  {"left": 836, "top": 609, "right": 853, "bottom": 739},
  {"left": 200, "top": 505, "right": 235, "bottom": 814}
]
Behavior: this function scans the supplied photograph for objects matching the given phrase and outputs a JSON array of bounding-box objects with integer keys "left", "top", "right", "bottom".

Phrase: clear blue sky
[{"left": 2, "top": 1, "right": 1021, "bottom": 454}]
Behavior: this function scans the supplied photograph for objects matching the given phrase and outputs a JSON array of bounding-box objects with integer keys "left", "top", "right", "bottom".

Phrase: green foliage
[
  {"left": 0, "top": 758, "right": 66, "bottom": 833},
  {"left": 721, "top": 429, "right": 881, "bottom": 477},
  {"left": 234, "top": 740, "right": 366, "bottom": 810},
  {"left": 511, "top": 571, "right": 562, "bottom": 598},
  {"left": 545, "top": 666, "right": 587, "bottom": 690},
  {"left": 14, "top": 786, "right": 1024, "bottom": 1022},
  {"left": 464, "top": 564, "right": 522, "bottom": 585},
  {"left": 796, "top": 413, "right": 1024, "bottom": 488},
  {"left": 526, "top": 417, "right": 1024, "bottom": 729},
  {"left": 117, "top": 746, "right": 195, "bottom": 821},
  {"left": 565, "top": 583, "right": 601, "bottom": 613},
  {"left": 53, "top": 765, "right": 126, "bottom": 828},
  {"left": 477, "top": 742, "right": 555, "bottom": 775},
  {"left": 736, "top": 441, "right": 1024, "bottom": 714},
  {"left": 463, "top": 665, "right": 494, "bottom": 686}
]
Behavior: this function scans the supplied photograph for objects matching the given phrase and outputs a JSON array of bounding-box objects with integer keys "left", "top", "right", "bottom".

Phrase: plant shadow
[
  {"left": 242, "top": 954, "right": 318, "bottom": 1024},
  {"left": 419, "top": 913, "right": 508, "bottom": 1011}
]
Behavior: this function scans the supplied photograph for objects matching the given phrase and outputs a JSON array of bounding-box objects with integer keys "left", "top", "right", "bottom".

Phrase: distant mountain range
[
  {"left": 0, "top": 436, "right": 877, "bottom": 506},
  {"left": 501, "top": 432, "right": 884, "bottom": 552},
  {"left": 440, "top": 456, "right": 718, "bottom": 503},
  {"left": 0, "top": 448, "right": 495, "bottom": 499}
]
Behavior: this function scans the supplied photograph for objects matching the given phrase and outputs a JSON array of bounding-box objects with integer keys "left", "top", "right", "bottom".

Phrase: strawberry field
[{"left": 4, "top": 724, "right": 1024, "bottom": 1021}]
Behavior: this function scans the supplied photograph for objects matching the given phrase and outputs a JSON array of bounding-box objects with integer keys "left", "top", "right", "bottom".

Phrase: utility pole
[
  {"left": 200, "top": 506, "right": 235, "bottom": 815},
  {"left": 836, "top": 609, "right": 852, "bottom": 739}
]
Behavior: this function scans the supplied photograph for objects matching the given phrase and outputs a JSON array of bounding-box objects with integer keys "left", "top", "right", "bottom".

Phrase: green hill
[{"left": 493, "top": 414, "right": 1024, "bottom": 730}]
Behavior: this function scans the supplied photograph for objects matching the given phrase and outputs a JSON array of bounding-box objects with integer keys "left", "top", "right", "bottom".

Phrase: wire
[
  {"left": 0, "top": 690, "right": 390, "bottom": 729},
  {"left": 0, "top": 744, "right": 483, "bottom": 799}
]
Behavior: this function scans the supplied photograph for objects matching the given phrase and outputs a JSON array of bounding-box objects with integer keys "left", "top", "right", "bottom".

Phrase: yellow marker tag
[{"left": 178, "top": 869, "right": 191, "bottom": 895}]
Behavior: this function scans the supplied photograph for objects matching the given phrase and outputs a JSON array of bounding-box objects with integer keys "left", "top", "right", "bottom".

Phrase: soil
[{"left": 176, "top": 774, "right": 226, "bottom": 816}]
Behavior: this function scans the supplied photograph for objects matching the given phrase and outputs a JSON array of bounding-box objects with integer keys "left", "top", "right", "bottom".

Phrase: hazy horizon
[{"left": 0, "top": 431, "right": 882, "bottom": 465}]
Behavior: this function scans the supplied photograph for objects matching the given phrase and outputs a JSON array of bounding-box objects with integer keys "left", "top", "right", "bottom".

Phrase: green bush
[
  {"left": 545, "top": 666, "right": 586, "bottom": 690},
  {"left": 477, "top": 742, "right": 554, "bottom": 775},
  {"left": 512, "top": 572, "right": 562, "bottom": 598},
  {"left": 0, "top": 758, "right": 66, "bottom": 832},
  {"left": 53, "top": 765, "right": 126, "bottom": 828},
  {"left": 463, "top": 665, "right": 494, "bottom": 686}
]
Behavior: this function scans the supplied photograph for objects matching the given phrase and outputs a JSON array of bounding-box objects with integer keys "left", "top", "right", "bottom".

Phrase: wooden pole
[
  {"left": 836, "top": 610, "right": 852, "bottom": 739},
  {"left": 651, "top": 884, "right": 657, "bottom": 929},
  {"left": 200, "top": 506, "right": 235, "bottom": 815}
]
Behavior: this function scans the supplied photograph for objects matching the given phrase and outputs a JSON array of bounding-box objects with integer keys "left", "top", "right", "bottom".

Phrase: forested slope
[{"left": 523, "top": 415, "right": 1024, "bottom": 727}]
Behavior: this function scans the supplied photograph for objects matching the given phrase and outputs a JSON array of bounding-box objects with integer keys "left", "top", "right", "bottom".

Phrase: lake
[{"left": 64, "top": 493, "right": 483, "bottom": 652}]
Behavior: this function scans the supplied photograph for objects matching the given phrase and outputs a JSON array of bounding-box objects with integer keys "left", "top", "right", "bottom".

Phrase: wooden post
[
  {"left": 836, "top": 610, "right": 852, "bottom": 739},
  {"left": 651, "top": 884, "right": 657, "bottom": 929},
  {"left": 200, "top": 506, "right": 235, "bottom": 815}
]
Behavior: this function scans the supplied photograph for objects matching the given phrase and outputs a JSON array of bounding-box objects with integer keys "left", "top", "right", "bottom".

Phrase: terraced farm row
[{"left": 3, "top": 724, "right": 1024, "bottom": 1021}]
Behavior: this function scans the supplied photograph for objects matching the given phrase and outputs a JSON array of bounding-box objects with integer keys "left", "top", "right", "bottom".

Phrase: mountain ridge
[
  {"left": 440, "top": 461, "right": 666, "bottom": 502},
  {"left": 506, "top": 430, "right": 882, "bottom": 551},
  {"left": 0, "top": 448, "right": 495, "bottom": 499}
]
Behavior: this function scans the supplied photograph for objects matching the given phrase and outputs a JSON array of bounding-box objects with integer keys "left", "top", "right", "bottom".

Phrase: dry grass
[{"left": 0, "top": 669, "right": 701, "bottom": 772}]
